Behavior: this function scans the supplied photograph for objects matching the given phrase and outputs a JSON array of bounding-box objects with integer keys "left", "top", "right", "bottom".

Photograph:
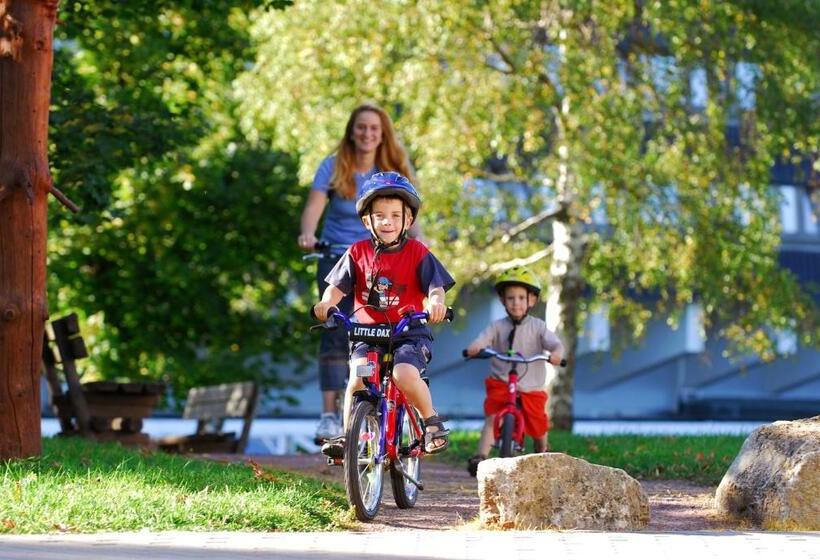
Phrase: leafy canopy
[
  {"left": 48, "top": 1, "right": 311, "bottom": 396},
  {"left": 238, "top": 0, "right": 819, "bottom": 356}
]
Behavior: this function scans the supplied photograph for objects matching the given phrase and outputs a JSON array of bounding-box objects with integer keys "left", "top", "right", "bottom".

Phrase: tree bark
[
  {"left": 545, "top": 213, "right": 585, "bottom": 431},
  {"left": 544, "top": 90, "right": 585, "bottom": 431},
  {"left": 0, "top": 0, "right": 59, "bottom": 459}
]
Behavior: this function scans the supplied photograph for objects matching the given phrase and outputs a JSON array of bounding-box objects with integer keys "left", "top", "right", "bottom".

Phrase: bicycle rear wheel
[
  {"left": 499, "top": 412, "right": 516, "bottom": 458},
  {"left": 390, "top": 405, "right": 422, "bottom": 508},
  {"left": 344, "top": 400, "right": 384, "bottom": 521}
]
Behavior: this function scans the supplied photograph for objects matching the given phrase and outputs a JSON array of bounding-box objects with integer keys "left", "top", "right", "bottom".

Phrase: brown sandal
[{"left": 423, "top": 414, "right": 450, "bottom": 455}]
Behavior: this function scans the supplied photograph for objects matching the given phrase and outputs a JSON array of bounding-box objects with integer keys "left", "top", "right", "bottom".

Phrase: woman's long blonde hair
[{"left": 330, "top": 103, "right": 415, "bottom": 199}]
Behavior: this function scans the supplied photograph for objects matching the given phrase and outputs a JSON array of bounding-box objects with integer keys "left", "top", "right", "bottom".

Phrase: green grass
[
  {"left": 444, "top": 430, "right": 747, "bottom": 485},
  {"left": 1, "top": 438, "right": 348, "bottom": 534}
]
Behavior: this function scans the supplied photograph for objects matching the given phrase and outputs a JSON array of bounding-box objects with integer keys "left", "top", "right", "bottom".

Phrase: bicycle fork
[{"left": 385, "top": 374, "right": 425, "bottom": 491}]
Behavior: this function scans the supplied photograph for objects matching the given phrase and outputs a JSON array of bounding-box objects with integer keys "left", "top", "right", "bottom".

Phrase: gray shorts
[{"left": 350, "top": 338, "right": 433, "bottom": 376}]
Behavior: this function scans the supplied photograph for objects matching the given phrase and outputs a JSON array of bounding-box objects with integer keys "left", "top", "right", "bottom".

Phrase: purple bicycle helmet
[{"left": 356, "top": 172, "right": 422, "bottom": 219}]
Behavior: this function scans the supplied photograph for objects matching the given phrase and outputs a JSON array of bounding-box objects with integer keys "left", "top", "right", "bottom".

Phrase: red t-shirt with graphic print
[{"left": 324, "top": 238, "right": 455, "bottom": 326}]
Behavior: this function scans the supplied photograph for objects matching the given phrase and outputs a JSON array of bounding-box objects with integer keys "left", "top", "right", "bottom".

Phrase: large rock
[
  {"left": 715, "top": 416, "right": 820, "bottom": 530},
  {"left": 477, "top": 453, "right": 649, "bottom": 530}
]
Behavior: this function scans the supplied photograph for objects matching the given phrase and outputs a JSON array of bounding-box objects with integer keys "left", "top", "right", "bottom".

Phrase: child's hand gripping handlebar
[
  {"left": 462, "top": 347, "right": 567, "bottom": 367},
  {"left": 310, "top": 305, "right": 454, "bottom": 334}
]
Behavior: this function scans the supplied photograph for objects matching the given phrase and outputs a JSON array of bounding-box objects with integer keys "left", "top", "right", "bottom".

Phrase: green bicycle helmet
[{"left": 494, "top": 266, "right": 542, "bottom": 296}]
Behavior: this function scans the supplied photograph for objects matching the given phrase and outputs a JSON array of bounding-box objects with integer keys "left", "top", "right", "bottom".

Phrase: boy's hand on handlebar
[
  {"left": 424, "top": 301, "right": 447, "bottom": 323},
  {"left": 313, "top": 301, "right": 335, "bottom": 322},
  {"left": 464, "top": 343, "right": 481, "bottom": 357},
  {"left": 548, "top": 353, "right": 564, "bottom": 366}
]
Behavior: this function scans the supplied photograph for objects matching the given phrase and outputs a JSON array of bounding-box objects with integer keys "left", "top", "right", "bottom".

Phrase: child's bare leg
[
  {"left": 341, "top": 358, "right": 366, "bottom": 429},
  {"left": 477, "top": 415, "right": 495, "bottom": 457},
  {"left": 391, "top": 363, "right": 434, "bottom": 418},
  {"left": 533, "top": 433, "right": 549, "bottom": 453},
  {"left": 392, "top": 363, "right": 449, "bottom": 452}
]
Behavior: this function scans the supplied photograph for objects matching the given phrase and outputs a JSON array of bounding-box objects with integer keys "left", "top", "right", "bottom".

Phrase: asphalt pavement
[{"left": 0, "top": 530, "right": 817, "bottom": 560}]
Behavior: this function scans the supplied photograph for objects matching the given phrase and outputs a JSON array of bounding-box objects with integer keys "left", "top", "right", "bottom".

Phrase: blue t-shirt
[{"left": 312, "top": 155, "right": 375, "bottom": 246}]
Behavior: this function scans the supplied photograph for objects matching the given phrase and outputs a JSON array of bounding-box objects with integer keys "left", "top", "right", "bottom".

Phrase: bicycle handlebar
[
  {"left": 302, "top": 241, "right": 349, "bottom": 261},
  {"left": 462, "top": 347, "right": 567, "bottom": 367},
  {"left": 311, "top": 305, "right": 454, "bottom": 334}
]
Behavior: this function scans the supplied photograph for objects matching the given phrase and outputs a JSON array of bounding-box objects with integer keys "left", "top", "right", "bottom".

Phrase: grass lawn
[
  {"left": 1, "top": 437, "right": 348, "bottom": 534},
  {"left": 444, "top": 430, "right": 747, "bottom": 485}
]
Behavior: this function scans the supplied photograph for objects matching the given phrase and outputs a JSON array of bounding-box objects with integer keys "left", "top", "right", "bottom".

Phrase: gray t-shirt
[{"left": 469, "top": 315, "right": 563, "bottom": 392}]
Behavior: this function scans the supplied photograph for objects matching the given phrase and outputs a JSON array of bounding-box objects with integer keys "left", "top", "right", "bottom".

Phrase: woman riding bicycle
[
  {"left": 464, "top": 266, "right": 565, "bottom": 476},
  {"left": 313, "top": 172, "right": 455, "bottom": 459},
  {"left": 297, "top": 104, "right": 419, "bottom": 443}
]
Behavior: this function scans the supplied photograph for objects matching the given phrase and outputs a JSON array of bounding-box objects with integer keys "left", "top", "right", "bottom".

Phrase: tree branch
[
  {"left": 500, "top": 205, "right": 563, "bottom": 244},
  {"left": 49, "top": 184, "right": 79, "bottom": 213},
  {"left": 489, "top": 246, "right": 553, "bottom": 272}
]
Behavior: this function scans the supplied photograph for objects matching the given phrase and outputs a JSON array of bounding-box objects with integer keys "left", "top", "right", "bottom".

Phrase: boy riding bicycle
[
  {"left": 313, "top": 172, "right": 455, "bottom": 459},
  {"left": 463, "top": 266, "right": 565, "bottom": 476}
]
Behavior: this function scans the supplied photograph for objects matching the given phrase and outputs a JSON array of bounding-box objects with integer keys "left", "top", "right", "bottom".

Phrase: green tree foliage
[
  {"left": 48, "top": 1, "right": 310, "bottom": 397},
  {"left": 238, "top": 0, "right": 819, "bottom": 425}
]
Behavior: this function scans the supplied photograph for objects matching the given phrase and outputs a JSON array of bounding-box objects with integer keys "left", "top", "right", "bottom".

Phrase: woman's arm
[{"left": 298, "top": 190, "right": 328, "bottom": 250}]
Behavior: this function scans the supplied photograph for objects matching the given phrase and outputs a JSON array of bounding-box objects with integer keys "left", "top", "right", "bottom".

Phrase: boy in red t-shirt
[{"left": 313, "top": 172, "right": 455, "bottom": 458}]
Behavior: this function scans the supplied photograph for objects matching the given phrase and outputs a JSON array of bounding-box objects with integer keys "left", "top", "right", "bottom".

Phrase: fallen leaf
[
  {"left": 248, "top": 459, "right": 277, "bottom": 483},
  {"left": 2, "top": 519, "right": 15, "bottom": 530}
]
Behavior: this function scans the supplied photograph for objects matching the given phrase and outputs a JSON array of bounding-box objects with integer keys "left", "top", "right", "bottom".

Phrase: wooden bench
[
  {"left": 43, "top": 313, "right": 164, "bottom": 448},
  {"left": 157, "top": 381, "right": 259, "bottom": 454}
]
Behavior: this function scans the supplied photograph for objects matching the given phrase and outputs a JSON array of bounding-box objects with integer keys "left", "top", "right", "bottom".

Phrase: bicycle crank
[{"left": 393, "top": 459, "right": 424, "bottom": 491}]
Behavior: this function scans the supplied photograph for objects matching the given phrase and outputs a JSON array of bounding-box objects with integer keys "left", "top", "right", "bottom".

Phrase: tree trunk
[
  {"left": 543, "top": 86, "right": 585, "bottom": 430},
  {"left": 545, "top": 213, "right": 585, "bottom": 431},
  {"left": 0, "top": 0, "right": 59, "bottom": 459}
]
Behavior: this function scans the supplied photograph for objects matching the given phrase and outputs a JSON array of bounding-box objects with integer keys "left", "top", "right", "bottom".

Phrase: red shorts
[{"left": 483, "top": 377, "right": 549, "bottom": 438}]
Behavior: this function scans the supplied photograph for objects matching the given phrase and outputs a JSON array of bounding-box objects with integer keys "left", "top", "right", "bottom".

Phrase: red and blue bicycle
[{"left": 313, "top": 305, "right": 453, "bottom": 521}]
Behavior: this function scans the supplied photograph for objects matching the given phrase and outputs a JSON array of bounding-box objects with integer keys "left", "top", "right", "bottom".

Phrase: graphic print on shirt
[{"left": 364, "top": 273, "right": 406, "bottom": 311}]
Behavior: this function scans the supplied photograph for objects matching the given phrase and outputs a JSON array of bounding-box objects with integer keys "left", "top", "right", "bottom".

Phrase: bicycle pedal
[{"left": 326, "top": 457, "right": 344, "bottom": 466}]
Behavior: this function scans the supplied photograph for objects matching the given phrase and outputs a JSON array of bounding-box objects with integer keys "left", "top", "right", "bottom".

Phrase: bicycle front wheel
[
  {"left": 344, "top": 400, "right": 384, "bottom": 521},
  {"left": 390, "top": 405, "right": 422, "bottom": 508},
  {"left": 499, "top": 412, "right": 516, "bottom": 458}
]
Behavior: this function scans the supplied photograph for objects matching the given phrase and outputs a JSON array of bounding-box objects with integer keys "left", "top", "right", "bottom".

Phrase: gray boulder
[
  {"left": 715, "top": 415, "right": 819, "bottom": 530},
  {"left": 478, "top": 452, "right": 649, "bottom": 530}
]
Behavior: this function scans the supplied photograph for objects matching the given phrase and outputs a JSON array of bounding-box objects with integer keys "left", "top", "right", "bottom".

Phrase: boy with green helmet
[{"left": 464, "top": 266, "right": 565, "bottom": 476}]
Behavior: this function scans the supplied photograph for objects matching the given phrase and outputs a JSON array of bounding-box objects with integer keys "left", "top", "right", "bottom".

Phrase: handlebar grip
[
  {"left": 559, "top": 358, "right": 567, "bottom": 367},
  {"left": 309, "top": 306, "right": 317, "bottom": 320},
  {"left": 445, "top": 307, "right": 454, "bottom": 322},
  {"left": 462, "top": 349, "right": 469, "bottom": 358}
]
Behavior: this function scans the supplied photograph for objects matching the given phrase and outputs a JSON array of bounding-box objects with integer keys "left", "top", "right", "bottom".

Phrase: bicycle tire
[
  {"left": 390, "top": 405, "right": 422, "bottom": 509},
  {"left": 344, "top": 400, "right": 384, "bottom": 521},
  {"left": 499, "top": 412, "right": 516, "bottom": 458}
]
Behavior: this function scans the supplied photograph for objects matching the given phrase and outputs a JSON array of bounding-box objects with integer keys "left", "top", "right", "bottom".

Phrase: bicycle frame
[
  {"left": 493, "top": 367, "right": 526, "bottom": 448},
  {"left": 359, "top": 348, "right": 425, "bottom": 464},
  {"left": 325, "top": 308, "right": 437, "bottom": 466},
  {"left": 465, "top": 348, "right": 565, "bottom": 455}
]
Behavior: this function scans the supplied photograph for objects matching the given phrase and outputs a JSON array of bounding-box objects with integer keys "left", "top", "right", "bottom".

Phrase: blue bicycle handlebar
[{"left": 311, "top": 306, "right": 454, "bottom": 335}]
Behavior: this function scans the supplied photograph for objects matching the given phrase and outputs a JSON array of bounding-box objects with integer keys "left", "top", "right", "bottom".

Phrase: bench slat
[{"left": 183, "top": 381, "right": 257, "bottom": 420}]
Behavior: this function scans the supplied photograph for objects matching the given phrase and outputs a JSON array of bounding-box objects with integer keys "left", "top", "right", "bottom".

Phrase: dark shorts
[
  {"left": 350, "top": 338, "right": 433, "bottom": 376},
  {"left": 317, "top": 254, "right": 352, "bottom": 392}
]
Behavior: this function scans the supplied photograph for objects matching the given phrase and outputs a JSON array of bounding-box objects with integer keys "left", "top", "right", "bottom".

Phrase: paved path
[{"left": 1, "top": 530, "right": 817, "bottom": 560}]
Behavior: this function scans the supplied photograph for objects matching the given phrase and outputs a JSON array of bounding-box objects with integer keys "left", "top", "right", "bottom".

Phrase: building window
[{"left": 779, "top": 185, "right": 799, "bottom": 234}]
